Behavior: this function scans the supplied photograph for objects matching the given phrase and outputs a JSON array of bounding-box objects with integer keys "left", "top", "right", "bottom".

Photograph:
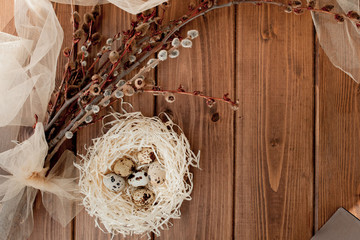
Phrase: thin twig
[
  {"left": 143, "top": 89, "right": 238, "bottom": 106},
  {"left": 46, "top": 0, "right": 356, "bottom": 159},
  {"left": 47, "top": 3, "right": 78, "bottom": 123},
  {"left": 45, "top": 0, "right": 289, "bottom": 154}
]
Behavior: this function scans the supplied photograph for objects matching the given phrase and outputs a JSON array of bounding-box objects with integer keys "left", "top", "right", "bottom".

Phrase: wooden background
[{"left": 1, "top": 0, "right": 360, "bottom": 239}]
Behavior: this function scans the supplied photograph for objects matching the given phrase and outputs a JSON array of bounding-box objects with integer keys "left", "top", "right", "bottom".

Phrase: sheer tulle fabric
[
  {"left": 311, "top": 0, "right": 360, "bottom": 82},
  {"left": 1, "top": 0, "right": 360, "bottom": 239},
  {"left": 0, "top": 0, "right": 167, "bottom": 239},
  {"left": 0, "top": 124, "right": 81, "bottom": 240},
  {"left": 51, "top": 0, "right": 167, "bottom": 15},
  {"left": 0, "top": 0, "right": 62, "bottom": 131}
]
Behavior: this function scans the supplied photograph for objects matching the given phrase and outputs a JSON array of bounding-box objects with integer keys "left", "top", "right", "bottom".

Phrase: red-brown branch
[{"left": 143, "top": 89, "right": 238, "bottom": 107}]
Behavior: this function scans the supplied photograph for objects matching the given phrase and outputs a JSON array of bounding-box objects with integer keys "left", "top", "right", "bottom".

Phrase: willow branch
[
  {"left": 44, "top": 0, "right": 295, "bottom": 154},
  {"left": 46, "top": 0, "right": 354, "bottom": 158},
  {"left": 143, "top": 89, "right": 238, "bottom": 106}
]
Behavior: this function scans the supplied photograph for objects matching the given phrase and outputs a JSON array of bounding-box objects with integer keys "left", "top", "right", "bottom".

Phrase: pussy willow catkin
[{"left": 75, "top": 112, "right": 199, "bottom": 237}]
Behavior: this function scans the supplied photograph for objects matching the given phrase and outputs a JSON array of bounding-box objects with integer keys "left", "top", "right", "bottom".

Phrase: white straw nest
[{"left": 75, "top": 112, "right": 200, "bottom": 237}]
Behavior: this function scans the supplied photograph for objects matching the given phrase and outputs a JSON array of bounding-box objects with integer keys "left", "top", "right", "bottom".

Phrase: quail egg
[
  {"left": 113, "top": 157, "right": 135, "bottom": 177},
  {"left": 128, "top": 170, "right": 149, "bottom": 187},
  {"left": 137, "top": 147, "right": 156, "bottom": 164},
  {"left": 103, "top": 173, "right": 126, "bottom": 192},
  {"left": 131, "top": 188, "right": 155, "bottom": 207},
  {"left": 148, "top": 162, "right": 166, "bottom": 186}
]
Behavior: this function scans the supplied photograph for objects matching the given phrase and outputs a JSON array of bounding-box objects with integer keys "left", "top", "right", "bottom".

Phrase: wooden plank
[
  {"left": 30, "top": 194, "right": 73, "bottom": 240},
  {"left": 155, "top": 0, "right": 235, "bottom": 239},
  {"left": 315, "top": 45, "right": 360, "bottom": 230},
  {"left": 74, "top": 4, "right": 154, "bottom": 240},
  {"left": 0, "top": 0, "right": 15, "bottom": 34},
  {"left": 53, "top": 3, "right": 75, "bottom": 90},
  {"left": 235, "top": 4, "right": 314, "bottom": 239},
  {"left": 29, "top": 3, "right": 74, "bottom": 240}
]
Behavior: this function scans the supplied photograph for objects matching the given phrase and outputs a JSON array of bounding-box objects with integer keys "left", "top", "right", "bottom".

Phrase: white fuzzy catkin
[{"left": 75, "top": 112, "right": 200, "bottom": 238}]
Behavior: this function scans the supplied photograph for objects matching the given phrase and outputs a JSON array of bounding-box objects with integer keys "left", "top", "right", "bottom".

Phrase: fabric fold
[
  {"left": 311, "top": 0, "right": 360, "bottom": 83},
  {"left": 1, "top": 0, "right": 360, "bottom": 239},
  {"left": 50, "top": 0, "right": 167, "bottom": 15},
  {"left": 0, "top": 124, "right": 81, "bottom": 240}
]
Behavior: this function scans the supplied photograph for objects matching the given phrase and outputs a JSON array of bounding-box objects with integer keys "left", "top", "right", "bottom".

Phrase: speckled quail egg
[
  {"left": 103, "top": 173, "right": 126, "bottom": 192},
  {"left": 137, "top": 147, "right": 156, "bottom": 164},
  {"left": 128, "top": 170, "right": 149, "bottom": 187},
  {"left": 148, "top": 162, "right": 166, "bottom": 186},
  {"left": 131, "top": 188, "right": 155, "bottom": 207},
  {"left": 113, "top": 157, "right": 135, "bottom": 177}
]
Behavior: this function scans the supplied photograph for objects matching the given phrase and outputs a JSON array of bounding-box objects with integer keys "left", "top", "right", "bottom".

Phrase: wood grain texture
[
  {"left": 315, "top": 45, "right": 360, "bottom": 230},
  {"left": 74, "top": 4, "right": 154, "bottom": 240},
  {"left": 29, "top": 4, "right": 74, "bottom": 240},
  {"left": 0, "top": 1, "right": 15, "bottom": 34},
  {"left": 3, "top": 1, "right": 360, "bottom": 239},
  {"left": 155, "top": 0, "right": 235, "bottom": 239},
  {"left": 235, "top": 4, "right": 314, "bottom": 239},
  {"left": 53, "top": 3, "right": 74, "bottom": 90},
  {"left": 29, "top": 195, "right": 73, "bottom": 240}
]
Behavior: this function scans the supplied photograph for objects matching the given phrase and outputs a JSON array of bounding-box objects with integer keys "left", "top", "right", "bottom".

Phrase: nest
[{"left": 76, "top": 112, "right": 200, "bottom": 237}]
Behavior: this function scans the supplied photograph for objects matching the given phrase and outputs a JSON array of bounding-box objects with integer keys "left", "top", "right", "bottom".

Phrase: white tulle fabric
[
  {"left": 0, "top": 125, "right": 80, "bottom": 240},
  {"left": 0, "top": 0, "right": 62, "bottom": 129},
  {"left": 311, "top": 0, "right": 360, "bottom": 82},
  {"left": 1, "top": 0, "right": 360, "bottom": 239},
  {"left": 51, "top": 0, "right": 167, "bottom": 15},
  {"left": 0, "top": 0, "right": 167, "bottom": 239}
]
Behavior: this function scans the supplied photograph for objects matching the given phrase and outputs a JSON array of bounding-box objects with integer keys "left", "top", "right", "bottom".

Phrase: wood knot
[
  {"left": 356, "top": 86, "right": 360, "bottom": 95},
  {"left": 270, "top": 138, "right": 280, "bottom": 147},
  {"left": 211, "top": 112, "right": 220, "bottom": 122},
  {"left": 261, "top": 25, "right": 276, "bottom": 41}
]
